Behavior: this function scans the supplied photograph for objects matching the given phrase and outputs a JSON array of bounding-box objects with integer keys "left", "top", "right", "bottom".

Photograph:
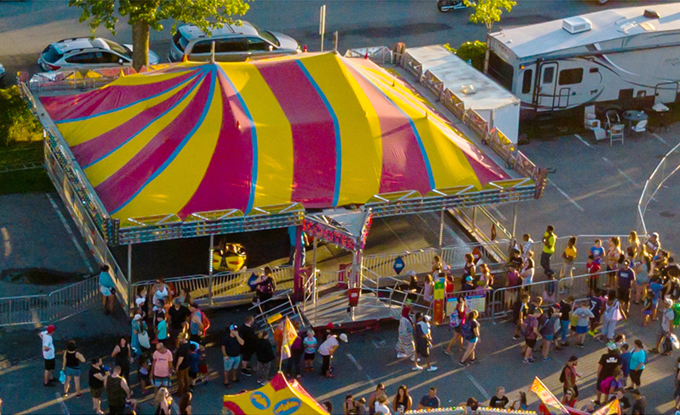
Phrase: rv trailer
[{"left": 485, "top": 3, "right": 680, "bottom": 121}]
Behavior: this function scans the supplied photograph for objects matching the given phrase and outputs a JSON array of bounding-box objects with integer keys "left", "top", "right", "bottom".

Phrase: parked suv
[
  {"left": 169, "top": 21, "right": 300, "bottom": 63},
  {"left": 38, "top": 37, "right": 160, "bottom": 72}
]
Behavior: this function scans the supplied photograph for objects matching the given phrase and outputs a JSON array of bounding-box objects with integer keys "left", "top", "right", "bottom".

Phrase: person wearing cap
[
  {"left": 168, "top": 297, "right": 191, "bottom": 349},
  {"left": 221, "top": 324, "right": 243, "bottom": 388},
  {"left": 318, "top": 333, "right": 348, "bottom": 378},
  {"left": 595, "top": 343, "right": 621, "bottom": 405},
  {"left": 414, "top": 313, "right": 437, "bottom": 372},
  {"left": 39, "top": 325, "right": 56, "bottom": 386},
  {"left": 461, "top": 276, "right": 475, "bottom": 292},
  {"left": 630, "top": 389, "right": 646, "bottom": 415},
  {"left": 652, "top": 298, "right": 676, "bottom": 355}
]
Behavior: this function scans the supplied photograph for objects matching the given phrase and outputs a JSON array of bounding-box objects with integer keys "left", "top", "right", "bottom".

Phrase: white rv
[{"left": 485, "top": 3, "right": 680, "bottom": 120}]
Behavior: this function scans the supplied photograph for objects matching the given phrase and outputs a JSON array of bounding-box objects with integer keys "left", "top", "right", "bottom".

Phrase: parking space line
[
  {"left": 548, "top": 180, "right": 585, "bottom": 212},
  {"left": 347, "top": 353, "right": 363, "bottom": 371},
  {"left": 601, "top": 157, "right": 640, "bottom": 187},
  {"left": 365, "top": 374, "right": 376, "bottom": 386},
  {"left": 55, "top": 392, "right": 70, "bottom": 415},
  {"left": 652, "top": 132, "right": 668, "bottom": 145},
  {"left": 464, "top": 371, "right": 490, "bottom": 400},
  {"left": 574, "top": 134, "right": 592, "bottom": 148},
  {"left": 46, "top": 194, "right": 94, "bottom": 274}
]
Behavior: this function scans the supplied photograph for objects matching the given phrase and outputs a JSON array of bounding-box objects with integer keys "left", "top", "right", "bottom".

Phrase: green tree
[
  {"left": 0, "top": 86, "right": 42, "bottom": 147},
  {"left": 69, "top": 0, "right": 251, "bottom": 71},
  {"left": 463, "top": 0, "right": 517, "bottom": 32}
]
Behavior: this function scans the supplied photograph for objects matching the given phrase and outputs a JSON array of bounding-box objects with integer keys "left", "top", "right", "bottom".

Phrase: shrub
[
  {"left": 0, "top": 86, "right": 42, "bottom": 147},
  {"left": 455, "top": 40, "right": 487, "bottom": 71}
]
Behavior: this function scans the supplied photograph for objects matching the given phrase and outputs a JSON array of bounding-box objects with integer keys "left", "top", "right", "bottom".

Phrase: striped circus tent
[{"left": 40, "top": 52, "right": 509, "bottom": 221}]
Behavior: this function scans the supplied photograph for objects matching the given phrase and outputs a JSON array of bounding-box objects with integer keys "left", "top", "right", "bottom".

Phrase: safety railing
[
  {"left": 638, "top": 140, "right": 680, "bottom": 235},
  {"left": 344, "top": 46, "right": 393, "bottom": 65},
  {"left": 0, "top": 276, "right": 100, "bottom": 327}
]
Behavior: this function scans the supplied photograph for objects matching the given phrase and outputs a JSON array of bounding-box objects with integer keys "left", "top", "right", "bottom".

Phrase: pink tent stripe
[
  {"left": 41, "top": 70, "right": 196, "bottom": 121},
  {"left": 71, "top": 76, "right": 203, "bottom": 167},
  {"left": 344, "top": 64, "right": 432, "bottom": 195},
  {"left": 255, "top": 60, "right": 336, "bottom": 207},
  {"left": 178, "top": 70, "right": 254, "bottom": 217},
  {"left": 95, "top": 77, "right": 212, "bottom": 213}
]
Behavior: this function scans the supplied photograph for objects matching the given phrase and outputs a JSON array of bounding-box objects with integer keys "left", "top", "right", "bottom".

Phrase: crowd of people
[{"left": 32, "top": 226, "right": 680, "bottom": 415}]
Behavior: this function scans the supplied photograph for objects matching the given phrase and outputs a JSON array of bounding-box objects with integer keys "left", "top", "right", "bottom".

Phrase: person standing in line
[
  {"left": 645, "top": 232, "right": 661, "bottom": 259},
  {"left": 105, "top": 365, "right": 131, "bottom": 415},
  {"left": 98, "top": 264, "right": 116, "bottom": 315},
  {"left": 572, "top": 302, "right": 595, "bottom": 348},
  {"left": 652, "top": 298, "right": 675, "bottom": 355},
  {"left": 89, "top": 358, "right": 107, "bottom": 415},
  {"left": 188, "top": 303, "right": 204, "bottom": 343},
  {"left": 628, "top": 339, "right": 647, "bottom": 390},
  {"left": 151, "top": 342, "right": 173, "bottom": 394},
  {"left": 539, "top": 306, "right": 558, "bottom": 361},
  {"left": 39, "top": 325, "right": 57, "bottom": 387},
  {"left": 459, "top": 310, "right": 480, "bottom": 366},
  {"left": 588, "top": 288, "right": 605, "bottom": 336},
  {"left": 303, "top": 329, "right": 318, "bottom": 371},
  {"left": 560, "top": 356, "right": 581, "bottom": 398},
  {"left": 521, "top": 308, "right": 542, "bottom": 364},
  {"left": 445, "top": 296, "right": 467, "bottom": 354},
  {"left": 167, "top": 298, "right": 190, "bottom": 349},
  {"left": 521, "top": 251, "right": 536, "bottom": 287},
  {"left": 111, "top": 337, "right": 133, "bottom": 381},
  {"left": 594, "top": 343, "right": 621, "bottom": 406},
  {"left": 559, "top": 237, "right": 577, "bottom": 293},
  {"left": 62, "top": 340, "right": 86, "bottom": 397},
  {"left": 374, "top": 396, "right": 391, "bottom": 414},
  {"left": 422, "top": 275, "right": 434, "bottom": 306},
  {"left": 318, "top": 333, "right": 348, "bottom": 378},
  {"left": 255, "top": 331, "right": 275, "bottom": 385},
  {"left": 606, "top": 237, "right": 623, "bottom": 289},
  {"left": 238, "top": 316, "right": 258, "bottom": 376},
  {"left": 555, "top": 296, "right": 574, "bottom": 350},
  {"left": 630, "top": 389, "right": 646, "bottom": 415},
  {"left": 414, "top": 314, "right": 437, "bottom": 372},
  {"left": 285, "top": 321, "right": 304, "bottom": 379},
  {"left": 221, "top": 324, "right": 243, "bottom": 388},
  {"left": 540, "top": 225, "right": 557, "bottom": 276},
  {"left": 601, "top": 291, "right": 626, "bottom": 343},
  {"left": 617, "top": 260, "right": 636, "bottom": 313},
  {"left": 175, "top": 335, "right": 192, "bottom": 397},
  {"left": 156, "top": 312, "right": 168, "bottom": 345},
  {"left": 521, "top": 234, "right": 534, "bottom": 263},
  {"left": 512, "top": 294, "right": 530, "bottom": 341}
]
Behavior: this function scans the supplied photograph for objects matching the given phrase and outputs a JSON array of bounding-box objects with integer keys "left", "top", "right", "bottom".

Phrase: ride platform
[{"left": 300, "top": 290, "right": 401, "bottom": 331}]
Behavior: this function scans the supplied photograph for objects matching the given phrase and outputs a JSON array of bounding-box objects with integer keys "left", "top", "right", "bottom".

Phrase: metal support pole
[
  {"left": 438, "top": 209, "right": 445, "bottom": 251},
  {"left": 208, "top": 234, "right": 214, "bottom": 307},
  {"left": 293, "top": 226, "right": 304, "bottom": 302},
  {"left": 472, "top": 207, "right": 477, "bottom": 234},
  {"left": 127, "top": 244, "right": 133, "bottom": 317},
  {"left": 511, "top": 202, "right": 518, "bottom": 241}
]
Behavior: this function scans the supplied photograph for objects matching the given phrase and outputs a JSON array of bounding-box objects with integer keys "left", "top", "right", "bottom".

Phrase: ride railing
[
  {"left": 637, "top": 140, "right": 680, "bottom": 235},
  {"left": 0, "top": 277, "right": 100, "bottom": 327},
  {"left": 344, "top": 46, "right": 393, "bottom": 65}
]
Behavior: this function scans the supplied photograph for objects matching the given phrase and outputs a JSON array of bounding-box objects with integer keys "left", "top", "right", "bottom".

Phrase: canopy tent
[
  {"left": 222, "top": 372, "right": 328, "bottom": 415},
  {"left": 40, "top": 52, "right": 509, "bottom": 223}
]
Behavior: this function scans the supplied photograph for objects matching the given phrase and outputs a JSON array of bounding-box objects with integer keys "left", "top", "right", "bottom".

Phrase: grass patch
[{"left": 0, "top": 141, "right": 53, "bottom": 195}]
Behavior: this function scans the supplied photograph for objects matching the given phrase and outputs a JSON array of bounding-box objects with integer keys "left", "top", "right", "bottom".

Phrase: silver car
[
  {"left": 169, "top": 21, "right": 299, "bottom": 63},
  {"left": 38, "top": 37, "right": 160, "bottom": 72}
]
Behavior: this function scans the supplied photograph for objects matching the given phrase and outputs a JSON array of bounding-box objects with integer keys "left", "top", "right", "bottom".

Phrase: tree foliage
[
  {"left": 0, "top": 87, "right": 42, "bottom": 147},
  {"left": 69, "top": 0, "right": 250, "bottom": 69},
  {"left": 463, "top": 0, "right": 517, "bottom": 32},
  {"left": 442, "top": 40, "right": 487, "bottom": 71}
]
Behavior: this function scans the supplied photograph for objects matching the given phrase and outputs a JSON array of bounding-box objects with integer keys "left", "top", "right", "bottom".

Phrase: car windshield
[
  {"left": 249, "top": 23, "right": 280, "bottom": 47},
  {"left": 42, "top": 45, "right": 64, "bottom": 63},
  {"left": 104, "top": 39, "right": 131, "bottom": 58}
]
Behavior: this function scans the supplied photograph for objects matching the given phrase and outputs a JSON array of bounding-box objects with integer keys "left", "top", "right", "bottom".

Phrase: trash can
[{"left": 348, "top": 288, "right": 360, "bottom": 307}]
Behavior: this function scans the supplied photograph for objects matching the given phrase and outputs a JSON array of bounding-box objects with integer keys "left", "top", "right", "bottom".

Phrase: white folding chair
[
  {"left": 609, "top": 124, "right": 625, "bottom": 146},
  {"left": 631, "top": 119, "right": 647, "bottom": 139}
]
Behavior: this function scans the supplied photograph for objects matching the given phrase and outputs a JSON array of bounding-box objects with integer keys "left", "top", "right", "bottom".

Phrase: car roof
[
  {"left": 178, "top": 21, "right": 259, "bottom": 41},
  {"left": 52, "top": 37, "right": 113, "bottom": 54}
]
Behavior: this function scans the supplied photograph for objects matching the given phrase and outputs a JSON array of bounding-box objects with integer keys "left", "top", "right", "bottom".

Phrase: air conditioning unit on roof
[{"left": 562, "top": 17, "right": 592, "bottom": 34}]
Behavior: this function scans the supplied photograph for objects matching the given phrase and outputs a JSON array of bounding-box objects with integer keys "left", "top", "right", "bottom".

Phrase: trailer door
[{"left": 537, "top": 62, "right": 558, "bottom": 110}]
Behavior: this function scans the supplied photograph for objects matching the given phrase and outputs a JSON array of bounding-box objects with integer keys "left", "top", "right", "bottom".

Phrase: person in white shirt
[
  {"left": 318, "top": 333, "right": 348, "bottom": 378},
  {"left": 39, "top": 325, "right": 57, "bottom": 386},
  {"left": 375, "top": 395, "right": 392, "bottom": 414}
]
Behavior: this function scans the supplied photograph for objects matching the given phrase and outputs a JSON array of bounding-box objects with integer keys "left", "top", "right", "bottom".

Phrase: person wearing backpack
[
  {"left": 600, "top": 368, "right": 624, "bottom": 403},
  {"left": 560, "top": 356, "right": 580, "bottom": 398},
  {"left": 521, "top": 308, "right": 542, "bottom": 364}
]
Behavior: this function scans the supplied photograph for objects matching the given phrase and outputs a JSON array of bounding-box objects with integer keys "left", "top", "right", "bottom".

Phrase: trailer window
[
  {"left": 521, "top": 70, "right": 533, "bottom": 94},
  {"left": 542, "top": 67, "right": 554, "bottom": 84},
  {"left": 559, "top": 68, "right": 583, "bottom": 85},
  {"left": 487, "top": 51, "right": 514, "bottom": 90}
]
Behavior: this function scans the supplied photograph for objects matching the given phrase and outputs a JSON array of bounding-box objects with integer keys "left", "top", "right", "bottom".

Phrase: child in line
[
  {"left": 591, "top": 239, "right": 605, "bottom": 265},
  {"left": 586, "top": 255, "right": 601, "bottom": 296},
  {"left": 196, "top": 344, "right": 208, "bottom": 384},
  {"left": 650, "top": 276, "right": 664, "bottom": 321},
  {"left": 303, "top": 330, "right": 317, "bottom": 372},
  {"left": 138, "top": 352, "right": 151, "bottom": 394},
  {"left": 572, "top": 302, "right": 594, "bottom": 348},
  {"left": 642, "top": 290, "right": 655, "bottom": 327}
]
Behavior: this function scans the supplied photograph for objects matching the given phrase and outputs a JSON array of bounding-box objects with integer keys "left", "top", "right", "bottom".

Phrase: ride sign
[{"left": 393, "top": 256, "right": 405, "bottom": 275}]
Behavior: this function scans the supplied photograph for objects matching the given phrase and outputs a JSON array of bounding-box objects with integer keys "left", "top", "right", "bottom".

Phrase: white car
[
  {"left": 169, "top": 21, "right": 299, "bottom": 63},
  {"left": 38, "top": 37, "right": 160, "bottom": 72}
]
